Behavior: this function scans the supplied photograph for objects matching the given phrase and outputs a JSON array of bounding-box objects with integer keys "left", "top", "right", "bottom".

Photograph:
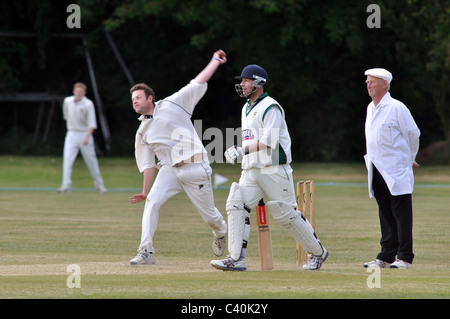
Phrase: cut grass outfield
[{"left": 0, "top": 156, "right": 449, "bottom": 301}]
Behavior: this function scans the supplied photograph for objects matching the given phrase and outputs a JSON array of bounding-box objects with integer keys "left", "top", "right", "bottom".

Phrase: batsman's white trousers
[
  {"left": 239, "top": 164, "right": 297, "bottom": 210},
  {"left": 61, "top": 130, "right": 104, "bottom": 188},
  {"left": 236, "top": 164, "right": 323, "bottom": 256},
  {"left": 139, "top": 162, "right": 227, "bottom": 253}
]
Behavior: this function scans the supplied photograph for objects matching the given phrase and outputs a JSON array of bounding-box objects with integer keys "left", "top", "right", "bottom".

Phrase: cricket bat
[{"left": 256, "top": 199, "right": 274, "bottom": 270}]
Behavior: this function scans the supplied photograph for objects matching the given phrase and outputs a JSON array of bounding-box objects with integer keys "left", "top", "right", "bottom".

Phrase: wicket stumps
[{"left": 296, "top": 180, "right": 315, "bottom": 266}]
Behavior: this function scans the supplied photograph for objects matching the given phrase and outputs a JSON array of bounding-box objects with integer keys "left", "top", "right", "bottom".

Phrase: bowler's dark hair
[{"left": 130, "top": 83, "right": 155, "bottom": 101}]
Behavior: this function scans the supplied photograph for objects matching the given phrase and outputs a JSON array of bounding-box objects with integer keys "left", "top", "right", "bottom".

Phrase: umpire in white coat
[{"left": 363, "top": 68, "right": 420, "bottom": 269}]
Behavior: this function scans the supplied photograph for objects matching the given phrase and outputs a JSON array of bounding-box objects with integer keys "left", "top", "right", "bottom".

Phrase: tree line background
[{"left": 0, "top": 0, "right": 448, "bottom": 163}]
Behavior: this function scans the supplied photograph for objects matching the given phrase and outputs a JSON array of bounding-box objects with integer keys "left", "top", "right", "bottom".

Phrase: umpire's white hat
[{"left": 364, "top": 68, "right": 393, "bottom": 84}]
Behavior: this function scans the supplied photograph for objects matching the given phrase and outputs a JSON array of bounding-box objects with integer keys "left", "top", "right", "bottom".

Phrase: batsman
[{"left": 211, "top": 65, "right": 328, "bottom": 271}]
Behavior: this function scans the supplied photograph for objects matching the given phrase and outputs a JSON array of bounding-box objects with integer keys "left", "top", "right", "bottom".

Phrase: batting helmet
[
  {"left": 234, "top": 64, "right": 268, "bottom": 98},
  {"left": 234, "top": 64, "right": 268, "bottom": 86}
]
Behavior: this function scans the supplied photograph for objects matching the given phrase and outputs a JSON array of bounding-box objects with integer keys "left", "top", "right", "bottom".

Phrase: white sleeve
[
  {"left": 86, "top": 100, "right": 98, "bottom": 129},
  {"left": 399, "top": 105, "right": 420, "bottom": 162},
  {"left": 164, "top": 80, "right": 208, "bottom": 116},
  {"left": 259, "top": 105, "right": 283, "bottom": 149},
  {"left": 62, "top": 97, "right": 69, "bottom": 121},
  {"left": 135, "top": 134, "right": 156, "bottom": 173}
]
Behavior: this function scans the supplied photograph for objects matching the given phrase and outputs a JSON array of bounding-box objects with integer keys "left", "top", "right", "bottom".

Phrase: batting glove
[{"left": 224, "top": 145, "right": 244, "bottom": 164}]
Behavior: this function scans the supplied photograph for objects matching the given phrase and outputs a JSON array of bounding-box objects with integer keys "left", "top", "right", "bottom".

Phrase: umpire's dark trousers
[{"left": 372, "top": 165, "right": 414, "bottom": 264}]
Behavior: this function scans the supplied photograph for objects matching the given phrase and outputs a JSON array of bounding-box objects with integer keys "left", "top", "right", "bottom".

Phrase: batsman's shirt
[
  {"left": 135, "top": 80, "right": 208, "bottom": 172},
  {"left": 240, "top": 92, "right": 292, "bottom": 169}
]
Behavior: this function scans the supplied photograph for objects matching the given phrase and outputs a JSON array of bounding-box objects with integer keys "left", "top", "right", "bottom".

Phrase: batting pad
[
  {"left": 226, "top": 183, "right": 247, "bottom": 261},
  {"left": 267, "top": 200, "right": 323, "bottom": 256}
]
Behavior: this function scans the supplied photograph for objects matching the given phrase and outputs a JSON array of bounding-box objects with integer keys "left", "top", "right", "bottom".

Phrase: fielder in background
[
  {"left": 210, "top": 64, "right": 328, "bottom": 271},
  {"left": 128, "top": 50, "right": 228, "bottom": 265},
  {"left": 363, "top": 68, "right": 420, "bottom": 269},
  {"left": 58, "top": 82, "right": 107, "bottom": 193}
]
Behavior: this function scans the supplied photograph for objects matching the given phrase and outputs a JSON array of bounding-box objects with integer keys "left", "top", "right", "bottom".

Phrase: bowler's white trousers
[
  {"left": 61, "top": 130, "right": 105, "bottom": 188},
  {"left": 139, "top": 161, "right": 227, "bottom": 253}
]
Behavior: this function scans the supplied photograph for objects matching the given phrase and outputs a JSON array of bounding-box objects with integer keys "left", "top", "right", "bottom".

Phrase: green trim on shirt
[
  {"left": 262, "top": 103, "right": 282, "bottom": 121},
  {"left": 278, "top": 145, "right": 287, "bottom": 164},
  {"left": 245, "top": 92, "right": 268, "bottom": 117}
]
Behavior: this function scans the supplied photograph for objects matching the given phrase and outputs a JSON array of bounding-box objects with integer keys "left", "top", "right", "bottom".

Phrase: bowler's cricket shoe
[
  {"left": 303, "top": 247, "right": 328, "bottom": 270},
  {"left": 363, "top": 259, "right": 390, "bottom": 268},
  {"left": 210, "top": 255, "right": 246, "bottom": 271},
  {"left": 130, "top": 248, "right": 156, "bottom": 265},
  {"left": 212, "top": 236, "right": 226, "bottom": 257},
  {"left": 389, "top": 259, "right": 412, "bottom": 269}
]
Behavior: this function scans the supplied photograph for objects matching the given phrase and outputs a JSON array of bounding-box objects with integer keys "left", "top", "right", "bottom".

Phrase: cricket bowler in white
[
  {"left": 211, "top": 64, "right": 328, "bottom": 271},
  {"left": 128, "top": 50, "right": 228, "bottom": 265}
]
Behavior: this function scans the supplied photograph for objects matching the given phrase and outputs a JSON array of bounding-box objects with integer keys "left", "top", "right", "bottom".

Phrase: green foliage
[{"left": 0, "top": 0, "right": 448, "bottom": 160}]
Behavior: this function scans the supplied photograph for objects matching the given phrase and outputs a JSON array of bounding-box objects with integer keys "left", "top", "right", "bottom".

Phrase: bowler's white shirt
[
  {"left": 364, "top": 92, "right": 420, "bottom": 197},
  {"left": 63, "top": 96, "right": 97, "bottom": 131},
  {"left": 135, "top": 80, "right": 208, "bottom": 172}
]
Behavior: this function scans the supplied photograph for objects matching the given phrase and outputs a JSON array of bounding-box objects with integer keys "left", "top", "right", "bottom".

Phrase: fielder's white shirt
[
  {"left": 241, "top": 93, "right": 292, "bottom": 169},
  {"left": 364, "top": 92, "right": 420, "bottom": 197},
  {"left": 63, "top": 96, "right": 97, "bottom": 131},
  {"left": 135, "top": 80, "right": 208, "bottom": 172}
]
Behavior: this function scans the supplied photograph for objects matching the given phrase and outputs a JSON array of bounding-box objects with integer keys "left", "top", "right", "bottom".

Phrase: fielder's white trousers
[
  {"left": 139, "top": 162, "right": 227, "bottom": 253},
  {"left": 61, "top": 130, "right": 105, "bottom": 188},
  {"left": 239, "top": 164, "right": 297, "bottom": 210}
]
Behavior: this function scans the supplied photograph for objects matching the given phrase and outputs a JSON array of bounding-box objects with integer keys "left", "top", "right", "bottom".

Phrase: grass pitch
[{"left": 0, "top": 156, "right": 449, "bottom": 301}]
